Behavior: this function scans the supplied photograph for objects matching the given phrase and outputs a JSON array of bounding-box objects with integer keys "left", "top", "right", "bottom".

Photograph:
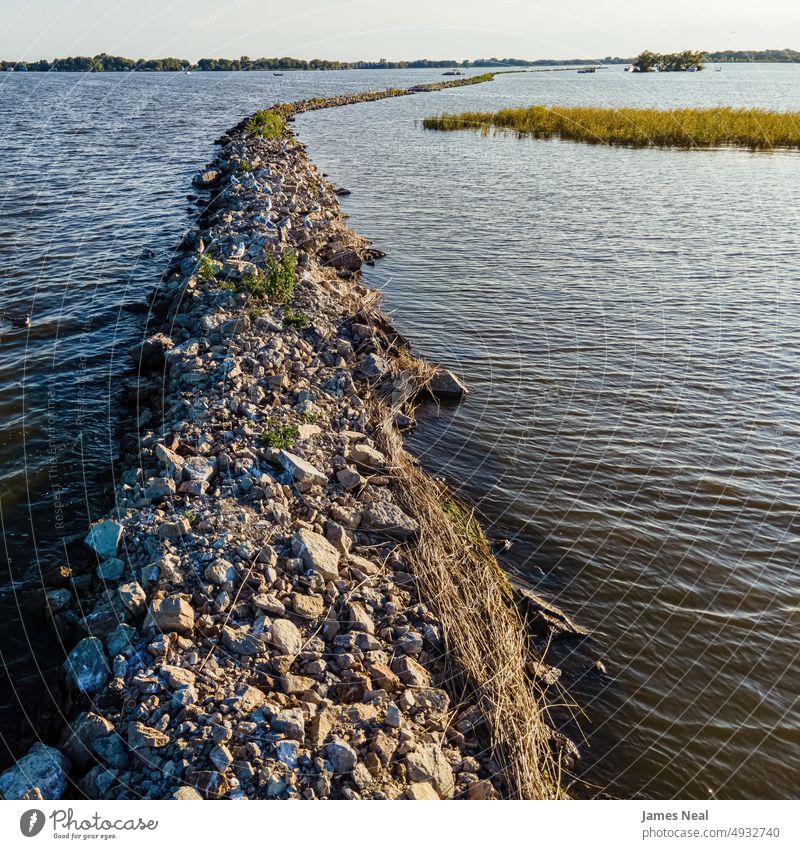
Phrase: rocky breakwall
[{"left": 0, "top": 99, "right": 570, "bottom": 802}]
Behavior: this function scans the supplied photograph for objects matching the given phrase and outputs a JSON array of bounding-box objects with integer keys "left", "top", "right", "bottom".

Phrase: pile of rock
[{"left": 1, "top": 112, "right": 512, "bottom": 802}]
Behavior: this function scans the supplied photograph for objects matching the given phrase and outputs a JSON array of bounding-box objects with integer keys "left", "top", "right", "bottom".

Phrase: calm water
[{"left": 2, "top": 65, "right": 799, "bottom": 798}]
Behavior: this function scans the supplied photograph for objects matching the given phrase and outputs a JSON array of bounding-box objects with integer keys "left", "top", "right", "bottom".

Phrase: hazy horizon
[{"left": 1, "top": 0, "right": 798, "bottom": 62}]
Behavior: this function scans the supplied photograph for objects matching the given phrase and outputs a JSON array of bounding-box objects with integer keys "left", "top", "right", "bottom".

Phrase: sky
[{"left": 1, "top": 0, "right": 799, "bottom": 61}]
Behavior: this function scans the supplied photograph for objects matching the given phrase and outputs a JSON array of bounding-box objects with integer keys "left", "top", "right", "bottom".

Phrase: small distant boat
[
  {"left": 624, "top": 64, "right": 635, "bottom": 72},
  {"left": 715, "top": 67, "right": 722, "bottom": 72},
  {"left": 577, "top": 67, "right": 596, "bottom": 74},
  {"left": 274, "top": 72, "right": 284, "bottom": 76},
  {"left": 442, "top": 70, "right": 463, "bottom": 76}
]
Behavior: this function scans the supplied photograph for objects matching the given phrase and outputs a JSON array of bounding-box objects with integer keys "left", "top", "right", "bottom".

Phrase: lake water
[{"left": 2, "top": 64, "right": 799, "bottom": 799}]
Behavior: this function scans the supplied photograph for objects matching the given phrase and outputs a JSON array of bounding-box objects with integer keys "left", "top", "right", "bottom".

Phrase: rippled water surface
[{"left": 2, "top": 65, "right": 800, "bottom": 798}]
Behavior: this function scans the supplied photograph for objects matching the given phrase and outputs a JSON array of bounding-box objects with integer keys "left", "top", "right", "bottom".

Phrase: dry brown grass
[{"left": 367, "top": 358, "right": 566, "bottom": 799}]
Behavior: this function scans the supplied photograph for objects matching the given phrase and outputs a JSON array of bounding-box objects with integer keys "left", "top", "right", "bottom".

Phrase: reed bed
[{"left": 423, "top": 104, "right": 800, "bottom": 150}]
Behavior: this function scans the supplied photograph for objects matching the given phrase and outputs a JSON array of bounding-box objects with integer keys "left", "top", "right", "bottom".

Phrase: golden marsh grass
[{"left": 423, "top": 105, "right": 800, "bottom": 150}]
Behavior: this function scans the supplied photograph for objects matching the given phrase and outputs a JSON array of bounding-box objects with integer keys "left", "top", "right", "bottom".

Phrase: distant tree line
[{"left": 3, "top": 49, "right": 800, "bottom": 72}]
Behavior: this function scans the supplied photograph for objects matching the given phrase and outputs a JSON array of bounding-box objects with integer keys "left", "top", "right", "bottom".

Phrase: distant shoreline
[{"left": 3, "top": 49, "right": 800, "bottom": 73}]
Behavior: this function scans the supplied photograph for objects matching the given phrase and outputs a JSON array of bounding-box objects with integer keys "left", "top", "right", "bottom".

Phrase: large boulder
[
  {"left": 84, "top": 520, "right": 123, "bottom": 560},
  {"left": 0, "top": 743, "right": 70, "bottom": 799},
  {"left": 428, "top": 367, "right": 468, "bottom": 400},
  {"left": 129, "top": 333, "right": 174, "bottom": 370},
  {"left": 63, "top": 637, "right": 110, "bottom": 694}
]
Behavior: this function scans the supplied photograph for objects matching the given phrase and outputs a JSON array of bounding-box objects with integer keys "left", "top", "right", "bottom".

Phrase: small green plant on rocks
[
  {"left": 241, "top": 253, "right": 296, "bottom": 303},
  {"left": 283, "top": 308, "right": 310, "bottom": 328},
  {"left": 183, "top": 510, "right": 200, "bottom": 527},
  {"left": 246, "top": 109, "right": 287, "bottom": 139},
  {"left": 197, "top": 253, "right": 223, "bottom": 282},
  {"left": 258, "top": 418, "right": 299, "bottom": 449}
]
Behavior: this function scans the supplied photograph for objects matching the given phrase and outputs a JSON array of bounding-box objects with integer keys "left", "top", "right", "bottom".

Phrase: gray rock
[
  {"left": 391, "top": 655, "right": 430, "bottom": 687},
  {"left": 128, "top": 722, "right": 169, "bottom": 750},
  {"left": 182, "top": 455, "right": 217, "bottom": 483},
  {"left": 269, "top": 619, "right": 303, "bottom": 655},
  {"left": 84, "top": 520, "right": 123, "bottom": 560},
  {"left": 143, "top": 477, "right": 176, "bottom": 500},
  {"left": 209, "top": 744, "right": 233, "bottom": 772},
  {"left": 348, "top": 443, "right": 386, "bottom": 470},
  {"left": 326, "top": 738, "right": 358, "bottom": 774},
  {"left": 0, "top": 743, "right": 70, "bottom": 800},
  {"left": 170, "top": 786, "right": 203, "bottom": 800},
  {"left": 96, "top": 557, "right": 125, "bottom": 582},
  {"left": 361, "top": 501, "right": 419, "bottom": 539},
  {"left": 278, "top": 450, "right": 327, "bottom": 486},
  {"left": 221, "top": 625, "right": 266, "bottom": 655},
  {"left": 157, "top": 517, "right": 191, "bottom": 539},
  {"left": 359, "top": 353, "right": 389, "bottom": 379},
  {"left": 119, "top": 581, "right": 146, "bottom": 615},
  {"left": 150, "top": 594, "right": 194, "bottom": 633},
  {"left": 405, "top": 744, "right": 454, "bottom": 799},
  {"left": 64, "top": 637, "right": 110, "bottom": 694},
  {"left": 271, "top": 708, "right": 305, "bottom": 741},
  {"left": 428, "top": 367, "right": 468, "bottom": 399},
  {"left": 155, "top": 443, "right": 184, "bottom": 479},
  {"left": 61, "top": 712, "right": 113, "bottom": 767},
  {"left": 106, "top": 623, "right": 138, "bottom": 656},
  {"left": 92, "top": 735, "right": 129, "bottom": 769},
  {"left": 293, "top": 528, "right": 339, "bottom": 582},
  {"left": 129, "top": 333, "right": 174, "bottom": 369}
]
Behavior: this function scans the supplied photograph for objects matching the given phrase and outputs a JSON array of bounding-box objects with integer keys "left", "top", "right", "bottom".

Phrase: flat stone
[
  {"left": 278, "top": 450, "right": 327, "bottom": 486},
  {"left": 391, "top": 655, "right": 430, "bottom": 688},
  {"left": 221, "top": 625, "right": 266, "bottom": 656},
  {"left": 150, "top": 594, "right": 194, "bottom": 633},
  {"left": 269, "top": 619, "right": 303, "bottom": 655},
  {"left": 348, "top": 443, "right": 386, "bottom": 470},
  {"left": 336, "top": 467, "right": 364, "bottom": 490},
  {"left": 155, "top": 443, "right": 184, "bottom": 479},
  {"left": 293, "top": 528, "right": 339, "bottom": 582},
  {"left": 0, "top": 743, "right": 70, "bottom": 800},
  {"left": 406, "top": 781, "right": 439, "bottom": 800},
  {"left": 252, "top": 593, "right": 285, "bottom": 615},
  {"left": 84, "top": 520, "right": 123, "bottom": 560},
  {"left": 361, "top": 501, "right": 419, "bottom": 539},
  {"left": 171, "top": 786, "right": 204, "bottom": 800},
  {"left": 326, "top": 738, "right": 358, "bottom": 774},
  {"left": 64, "top": 637, "right": 110, "bottom": 694},
  {"left": 161, "top": 665, "right": 196, "bottom": 689},
  {"left": 292, "top": 593, "right": 325, "bottom": 619},
  {"left": 119, "top": 581, "right": 146, "bottom": 615},
  {"left": 128, "top": 721, "right": 169, "bottom": 750},
  {"left": 405, "top": 744, "right": 454, "bottom": 799},
  {"left": 347, "top": 602, "right": 374, "bottom": 634},
  {"left": 209, "top": 744, "right": 233, "bottom": 772},
  {"left": 271, "top": 708, "right": 305, "bottom": 741},
  {"left": 157, "top": 517, "right": 191, "bottom": 539}
]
